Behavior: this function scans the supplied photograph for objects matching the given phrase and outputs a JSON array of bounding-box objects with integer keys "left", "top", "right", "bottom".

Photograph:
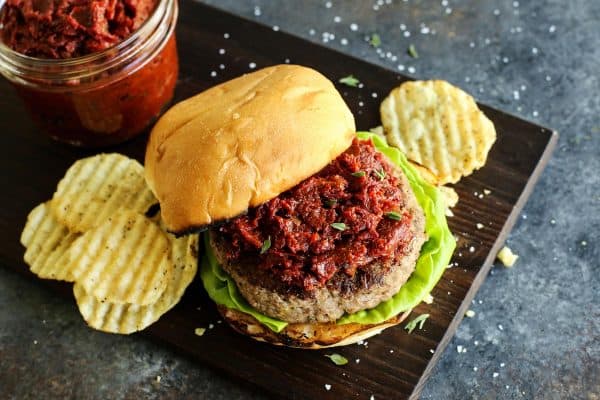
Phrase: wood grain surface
[{"left": 0, "top": 2, "right": 557, "bottom": 399}]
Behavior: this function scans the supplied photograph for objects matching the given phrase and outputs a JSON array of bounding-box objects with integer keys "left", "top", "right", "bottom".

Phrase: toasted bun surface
[
  {"left": 218, "top": 305, "right": 411, "bottom": 349},
  {"left": 145, "top": 65, "right": 356, "bottom": 233}
]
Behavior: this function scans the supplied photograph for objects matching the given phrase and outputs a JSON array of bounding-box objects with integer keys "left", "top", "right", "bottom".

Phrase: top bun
[{"left": 145, "top": 65, "right": 356, "bottom": 233}]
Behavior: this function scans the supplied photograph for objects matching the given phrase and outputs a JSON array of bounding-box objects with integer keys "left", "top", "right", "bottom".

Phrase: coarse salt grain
[
  {"left": 476, "top": 223, "right": 484, "bottom": 230},
  {"left": 325, "top": 384, "right": 331, "bottom": 391},
  {"left": 493, "top": 372, "right": 499, "bottom": 378},
  {"left": 249, "top": 62, "right": 257, "bottom": 69}
]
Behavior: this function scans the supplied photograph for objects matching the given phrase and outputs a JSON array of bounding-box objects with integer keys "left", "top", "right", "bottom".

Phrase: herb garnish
[
  {"left": 404, "top": 313, "right": 430, "bottom": 334},
  {"left": 374, "top": 168, "right": 386, "bottom": 180},
  {"left": 385, "top": 211, "right": 402, "bottom": 221},
  {"left": 260, "top": 236, "right": 271, "bottom": 254},
  {"left": 351, "top": 171, "right": 366, "bottom": 177},
  {"left": 325, "top": 353, "right": 348, "bottom": 365},
  {"left": 324, "top": 199, "right": 337, "bottom": 207},
  {"left": 339, "top": 75, "right": 360, "bottom": 87},
  {"left": 369, "top": 33, "right": 381, "bottom": 47},
  {"left": 408, "top": 44, "right": 419, "bottom": 58},
  {"left": 330, "top": 222, "right": 347, "bottom": 231}
]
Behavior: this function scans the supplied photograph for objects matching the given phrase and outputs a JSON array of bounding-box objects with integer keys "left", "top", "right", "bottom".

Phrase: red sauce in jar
[
  {"left": 218, "top": 139, "right": 415, "bottom": 291},
  {"left": 0, "top": 0, "right": 178, "bottom": 147},
  {"left": 0, "top": 0, "right": 158, "bottom": 59}
]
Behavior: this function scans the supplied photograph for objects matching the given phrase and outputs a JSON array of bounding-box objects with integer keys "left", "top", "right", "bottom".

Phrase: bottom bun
[{"left": 217, "top": 305, "right": 412, "bottom": 349}]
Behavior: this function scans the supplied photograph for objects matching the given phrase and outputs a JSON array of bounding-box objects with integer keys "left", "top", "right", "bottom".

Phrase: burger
[{"left": 145, "top": 65, "right": 455, "bottom": 348}]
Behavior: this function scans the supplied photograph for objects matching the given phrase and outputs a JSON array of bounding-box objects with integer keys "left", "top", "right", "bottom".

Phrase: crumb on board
[
  {"left": 194, "top": 327, "right": 206, "bottom": 336},
  {"left": 465, "top": 310, "right": 476, "bottom": 318}
]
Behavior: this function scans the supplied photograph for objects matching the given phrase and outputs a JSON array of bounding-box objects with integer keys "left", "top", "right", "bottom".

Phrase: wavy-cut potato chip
[
  {"left": 74, "top": 234, "right": 199, "bottom": 334},
  {"left": 20, "top": 202, "right": 79, "bottom": 281},
  {"left": 51, "top": 153, "right": 156, "bottom": 232},
  {"left": 381, "top": 80, "right": 496, "bottom": 184},
  {"left": 66, "top": 210, "right": 171, "bottom": 305}
]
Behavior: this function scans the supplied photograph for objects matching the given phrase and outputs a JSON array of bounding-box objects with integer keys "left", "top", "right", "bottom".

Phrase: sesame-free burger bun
[
  {"left": 145, "top": 65, "right": 356, "bottom": 234},
  {"left": 217, "top": 306, "right": 412, "bottom": 349}
]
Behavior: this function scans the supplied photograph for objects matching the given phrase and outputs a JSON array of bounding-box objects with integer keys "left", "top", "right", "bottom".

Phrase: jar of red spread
[{"left": 0, "top": 0, "right": 178, "bottom": 147}]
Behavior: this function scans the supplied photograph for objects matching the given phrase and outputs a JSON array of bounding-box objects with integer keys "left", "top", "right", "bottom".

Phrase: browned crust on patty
[{"left": 210, "top": 165, "right": 427, "bottom": 324}]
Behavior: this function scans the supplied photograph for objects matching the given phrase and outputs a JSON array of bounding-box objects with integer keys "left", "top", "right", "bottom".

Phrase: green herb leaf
[
  {"left": 331, "top": 222, "right": 347, "bottom": 231},
  {"left": 339, "top": 75, "right": 360, "bottom": 87},
  {"left": 404, "top": 313, "right": 430, "bottom": 334},
  {"left": 369, "top": 33, "right": 381, "bottom": 48},
  {"left": 260, "top": 236, "right": 271, "bottom": 254},
  {"left": 408, "top": 44, "right": 419, "bottom": 58},
  {"left": 324, "top": 199, "right": 337, "bottom": 207},
  {"left": 351, "top": 171, "right": 366, "bottom": 177},
  {"left": 385, "top": 211, "right": 402, "bottom": 221},
  {"left": 325, "top": 353, "right": 348, "bottom": 365},
  {"left": 375, "top": 168, "right": 386, "bottom": 180}
]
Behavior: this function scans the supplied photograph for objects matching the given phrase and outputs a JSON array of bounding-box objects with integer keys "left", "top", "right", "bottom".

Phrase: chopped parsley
[
  {"left": 374, "top": 168, "right": 386, "bottom": 180},
  {"left": 408, "top": 44, "right": 419, "bottom": 58},
  {"left": 260, "top": 236, "right": 271, "bottom": 254},
  {"left": 330, "top": 222, "right": 347, "bottom": 231},
  {"left": 385, "top": 211, "right": 402, "bottom": 221},
  {"left": 325, "top": 353, "right": 348, "bottom": 365},
  {"left": 351, "top": 170, "right": 366, "bottom": 177},
  {"left": 369, "top": 33, "right": 381, "bottom": 47},
  {"left": 339, "top": 75, "right": 360, "bottom": 87},
  {"left": 324, "top": 199, "right": 337, "bottom": 207},
  {"left": 404, "top": 313, "right": 430, "bottom": 334}
]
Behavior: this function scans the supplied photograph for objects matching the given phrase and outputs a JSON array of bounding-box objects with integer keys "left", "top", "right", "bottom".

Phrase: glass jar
[{"left": 0, "top": 0, "right": 179, "bottom": 147}]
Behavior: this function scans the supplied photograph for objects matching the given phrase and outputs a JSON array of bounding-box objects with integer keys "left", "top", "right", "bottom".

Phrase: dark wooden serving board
[{"left": 0, "top": 2, "right": 557, "bottom": 399}]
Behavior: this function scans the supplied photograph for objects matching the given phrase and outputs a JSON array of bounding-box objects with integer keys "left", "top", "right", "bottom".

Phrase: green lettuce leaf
[
  {"left": 200, "top": 132, "right": 455, "bottom": 332},
  {"left": 200, "top": 233, "right": 288, "bottom": 332}
]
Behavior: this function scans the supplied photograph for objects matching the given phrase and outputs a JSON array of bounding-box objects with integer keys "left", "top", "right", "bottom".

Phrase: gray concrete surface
[{"left": 1, "top": 0, "right": 598, "bottom": 399}]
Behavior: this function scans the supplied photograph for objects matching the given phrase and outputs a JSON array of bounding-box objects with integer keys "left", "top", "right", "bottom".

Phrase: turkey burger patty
[{"left": 210, "top": 139, "right": 427, "bottom": 323}]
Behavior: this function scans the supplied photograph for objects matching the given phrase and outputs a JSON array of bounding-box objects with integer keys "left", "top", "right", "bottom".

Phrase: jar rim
[{"left": 0, "top": 0, "right": 176, "bottom": 84}]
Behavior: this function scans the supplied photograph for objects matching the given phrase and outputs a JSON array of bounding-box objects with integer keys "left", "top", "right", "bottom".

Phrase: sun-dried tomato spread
[
  {"left": 218, "top": 138, "right": 415, "bottom": 291},
  {"left": 0, "top": 0, "right": 157, "bottom": 58}
]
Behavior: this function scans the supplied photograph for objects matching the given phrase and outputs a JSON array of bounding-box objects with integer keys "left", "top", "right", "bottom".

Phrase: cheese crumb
[
  {"left": 476, "top": 223, "right": 484, "bottom": 230},
  {"left": 483, "top": 189, "right": 491, "bottom": 195},
  {"left": 156, "top": 375, "right": 161, "bottom": 383},
  {"left": 465, "top": 310, "right": 476, "bottom": 318},
  {"left": 194, "top": 328, "right": 206, "bottom": 336},
  {"left": 497, "top": 246, "right": 519, "bottom": 267}
]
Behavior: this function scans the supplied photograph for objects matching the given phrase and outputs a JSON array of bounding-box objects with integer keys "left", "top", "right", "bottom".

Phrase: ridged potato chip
[
  {"left": 20, "top": 202, "right": 79, "bottom": 281},
  {"left": 66, "top": 210, "right": 171, "bottom": 305},
  {"left": 51, "top": 153, "right": 157, "bottom": 232},
  {"left": 74, "top": 234, "right": 199, "bottom": 334},
  {"left": 381, "top": 80, "right": 496, "bottom": 184}
]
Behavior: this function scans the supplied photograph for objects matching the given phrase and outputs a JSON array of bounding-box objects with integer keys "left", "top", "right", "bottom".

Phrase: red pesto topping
[
  {"left": 219, "top": 139, "right": 414, "bottom": 291},
  {"left": 0, "top": 0, "right": 157, "bottom": 58}
]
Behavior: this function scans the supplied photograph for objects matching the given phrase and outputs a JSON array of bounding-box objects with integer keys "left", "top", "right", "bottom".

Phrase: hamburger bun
[
  {"left": 145, "top": 64, "right": 356, "bottom": 234},
  {"left": 218, "top": 305, "right": 412, "bottom": 349}
]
